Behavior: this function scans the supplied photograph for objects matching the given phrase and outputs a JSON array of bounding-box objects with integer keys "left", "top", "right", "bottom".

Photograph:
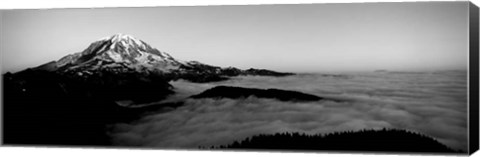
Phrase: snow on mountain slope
[
  {"left": 56, "top": 33, "right": 185, "bottom": 73},
  {"left": 41, "top": 33, "right": 293, "bottom": 82}
]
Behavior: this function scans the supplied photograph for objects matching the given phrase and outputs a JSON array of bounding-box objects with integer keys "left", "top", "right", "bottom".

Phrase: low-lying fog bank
[{"left": 109, "top": 71, "right": 467, "bottom": 151}]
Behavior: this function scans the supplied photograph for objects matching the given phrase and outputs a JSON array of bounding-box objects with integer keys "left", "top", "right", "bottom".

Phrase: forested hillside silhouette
[
  {"left": 208, "top": 128, "right": 462, "bottom": 153},
  {"left": 191, "top": 86, "right": 324, "bottom": 102}
]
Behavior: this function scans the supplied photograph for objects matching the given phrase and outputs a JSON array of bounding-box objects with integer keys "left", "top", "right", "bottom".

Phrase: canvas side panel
[{"left": 469, "top": 1, "right": 479, "bottom": 155}]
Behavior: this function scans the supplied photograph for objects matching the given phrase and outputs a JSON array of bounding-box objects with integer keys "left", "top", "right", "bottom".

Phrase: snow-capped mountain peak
[
  {"left": 108, "top": 33, "right": 136, "bottom": 40},
  {"left": 56, "top": 34, "right": 183, "bottom": 73},
  {"left": 29, "top": 33, "right": 293, "bottom": 83},
  {"left": 104, "top": 33, "right": 145, "bottom": 49}
]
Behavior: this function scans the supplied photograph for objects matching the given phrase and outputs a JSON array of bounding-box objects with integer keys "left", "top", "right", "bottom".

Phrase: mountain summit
[
  {"left": 33, "top": 33, "right": 293, "bottom": 82},
  {"left": 55, "top": 33, "right": 183, "bottom": 73}
]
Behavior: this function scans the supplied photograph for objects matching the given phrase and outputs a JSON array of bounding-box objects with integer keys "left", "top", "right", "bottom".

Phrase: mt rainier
[
  {"left": 56, "top": 34, "right": 189, "bottom": 73},
  {"left": 35, "top": 33, "right": 293, "bottom": 82}
]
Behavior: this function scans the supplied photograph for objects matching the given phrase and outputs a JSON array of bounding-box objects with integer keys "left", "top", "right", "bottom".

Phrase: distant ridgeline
[
  {"left": 207, "top": 128, "right": 463, "bottom": 153},
  {"left": 191, "top": 86, "right": 324, "bottom": 102}
]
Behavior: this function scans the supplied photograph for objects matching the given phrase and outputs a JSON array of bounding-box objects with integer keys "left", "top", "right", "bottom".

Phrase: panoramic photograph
[{"left": 1, "top": 1, "right": 470, "bottom": 154}]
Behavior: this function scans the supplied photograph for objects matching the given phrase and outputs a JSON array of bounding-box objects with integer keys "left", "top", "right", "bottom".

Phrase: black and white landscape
[{"left": 1, "top": 2, "right": 470, "bottom": 154}]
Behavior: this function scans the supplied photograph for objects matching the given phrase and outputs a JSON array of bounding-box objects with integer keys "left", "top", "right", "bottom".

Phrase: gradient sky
[{"left": 0, "top": 2, "right": 470, "bottom": 73}]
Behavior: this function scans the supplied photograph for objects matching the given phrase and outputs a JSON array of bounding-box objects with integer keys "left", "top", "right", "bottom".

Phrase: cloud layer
[{"left": 109, "top": 71, "right": 468, "bottom": 151}]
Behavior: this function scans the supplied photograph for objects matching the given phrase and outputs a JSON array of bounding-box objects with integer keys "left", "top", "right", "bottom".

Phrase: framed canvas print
[{"left": 1, "top": 1, "right": 479, "bottom": 156}]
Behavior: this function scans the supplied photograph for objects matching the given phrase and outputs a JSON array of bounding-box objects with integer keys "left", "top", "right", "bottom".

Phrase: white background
[{"left": 0, "top": 0, "right": 478, "bottom": 157}]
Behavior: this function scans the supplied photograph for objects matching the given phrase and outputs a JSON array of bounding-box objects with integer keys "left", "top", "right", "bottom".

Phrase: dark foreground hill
[
  {"left": 209, "top": 128, "right": 463, "bottom": 153},
  {"left": 191, "top": 86, "right": 323, "bottom": 102},
  {"left": 2, "top": 69, "right": 176, "bottom": 146}
]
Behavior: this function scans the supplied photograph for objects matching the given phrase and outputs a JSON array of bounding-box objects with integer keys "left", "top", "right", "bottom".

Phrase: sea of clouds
[{"left": 109, "top": 71, "right": 468, "bottom": 151}]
